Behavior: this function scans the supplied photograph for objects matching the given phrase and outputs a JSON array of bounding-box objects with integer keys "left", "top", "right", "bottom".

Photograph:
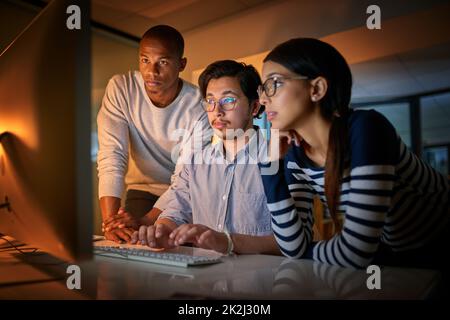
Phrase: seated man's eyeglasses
[
  {"left": 202, "top": 96, "right": 238, "bottom": 112},
  {"left": 257, "top": 75, "right": 309, "bottom": 98}
]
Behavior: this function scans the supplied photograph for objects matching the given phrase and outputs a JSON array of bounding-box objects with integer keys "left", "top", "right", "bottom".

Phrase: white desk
[{"left": 0, "top": 246, "right": 442, "bottom": 299}]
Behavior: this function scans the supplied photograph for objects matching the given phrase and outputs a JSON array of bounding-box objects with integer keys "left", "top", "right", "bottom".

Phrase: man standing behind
[{"left": 97, "top": 25, "right": 209, "bottom": 243}]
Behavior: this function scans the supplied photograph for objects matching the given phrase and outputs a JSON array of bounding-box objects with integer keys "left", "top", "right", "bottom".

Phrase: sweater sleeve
[
  {"left": 259, "top": 152, "right": 316, "bottom": 258},
  {"left": 96, "top": 76, "right": 129, "bottom": 199}
]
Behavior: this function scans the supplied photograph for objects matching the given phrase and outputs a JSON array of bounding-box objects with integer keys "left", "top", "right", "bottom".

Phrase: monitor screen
[{"left": 0, "top": 0, "right": 92, "bottom": 261}]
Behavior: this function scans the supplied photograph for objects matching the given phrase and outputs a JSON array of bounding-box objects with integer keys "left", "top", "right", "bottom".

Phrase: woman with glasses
[
  {"left": 258, "top": 38, "right": 449, "bottom": 271},
  {"left": 129, "top": 60, "right": 280, "bottom": 255}
]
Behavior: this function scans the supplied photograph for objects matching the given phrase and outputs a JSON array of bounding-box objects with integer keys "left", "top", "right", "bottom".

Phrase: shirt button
[
  {"left": 222, "top": 195, "right": 227, "bottom": 200},
  {"left": 218, "top": 224, "right": 222, "bottom": 229}
]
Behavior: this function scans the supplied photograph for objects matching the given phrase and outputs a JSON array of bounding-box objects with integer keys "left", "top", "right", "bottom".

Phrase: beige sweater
[{"left": 96, "top": 71, "right": 210, "bottom": 208}]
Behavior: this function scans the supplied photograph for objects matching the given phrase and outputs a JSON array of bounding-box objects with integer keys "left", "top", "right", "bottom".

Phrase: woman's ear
[{"left": 310, "top": 76, "right": 328, "bottom": 102}]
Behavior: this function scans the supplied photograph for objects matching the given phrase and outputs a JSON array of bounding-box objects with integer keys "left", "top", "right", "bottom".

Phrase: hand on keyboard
[
  {"left": 169, "top": 224, "right": 228, "bottom": 254},
  {"left": 131, "top": 224, "right": 175, "bottom": 249}
]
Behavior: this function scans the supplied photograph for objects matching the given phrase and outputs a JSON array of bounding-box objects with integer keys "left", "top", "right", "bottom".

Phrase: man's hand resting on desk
[
  {"left": 101, "top": 207, "right": 136, "bottom": 243},
  {"left": 102, "top": 207, "right": 161, "bottom": 232},
  {"left": 104, "top": 228, "right": 135, "bottom": 243},
  {"left": 170, "top": 224, "right": 228, "bottom": 254}
]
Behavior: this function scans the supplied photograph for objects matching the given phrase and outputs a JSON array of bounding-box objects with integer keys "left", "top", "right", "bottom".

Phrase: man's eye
[
  {"left": 159, "top": 60, "right": 168, "bottom": 66},
  {"left": 206, "top": 99, "right": 215, "bottom": 105},
  {"left": 221, "top": 97, "right": 235, "bottom": 104},
  {"left": 141, "top": 58, "right": 148, "bottom": 64}
]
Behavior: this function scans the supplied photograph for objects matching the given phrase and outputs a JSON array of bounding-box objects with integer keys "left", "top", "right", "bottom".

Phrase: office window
[
  {"left": 421, "top": 92, "right": 450, "bottom": 175},
  {"left": 423, "top": 146, "right": 448, "bottom": 176},
  {"left": 354, "top": 103, "right": 411, "bottom": 148},
  {"left": 90, "top": 29, "right": 139, "bottom": 162}
]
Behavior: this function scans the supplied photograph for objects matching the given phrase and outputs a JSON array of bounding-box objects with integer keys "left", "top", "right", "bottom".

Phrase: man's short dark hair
[
  {"left": 141, "top": 25, "right": 184, "bottom": 58},
  {"left": 198, "top": 60, "right": 265, "bottom": 118}
]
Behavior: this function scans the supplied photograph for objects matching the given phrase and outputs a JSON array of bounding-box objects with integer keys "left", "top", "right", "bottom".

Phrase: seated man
[{"left": 128, "top": 60, "right": 280, "bottom": 255}]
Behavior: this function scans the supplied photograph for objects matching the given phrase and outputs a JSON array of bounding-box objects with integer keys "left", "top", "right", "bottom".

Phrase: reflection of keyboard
[{"left": 94, "top": 245, "right": 222, "bottom": 268}]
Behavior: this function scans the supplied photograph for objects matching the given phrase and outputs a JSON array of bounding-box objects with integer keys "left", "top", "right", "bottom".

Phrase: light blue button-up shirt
[{"left": 159, "top": 129, "right": 272, "bottom": 236}]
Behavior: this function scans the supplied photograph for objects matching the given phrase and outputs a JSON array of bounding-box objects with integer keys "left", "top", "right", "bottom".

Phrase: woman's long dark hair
[{"left": 264, "top": 38, "right": 352, "bottom": 231}]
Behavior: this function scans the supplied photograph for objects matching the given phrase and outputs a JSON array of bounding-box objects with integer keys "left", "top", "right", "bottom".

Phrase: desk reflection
[
  {"left": 272, "top": 259, "right": 440, "bottom": 299},
  {"left": 88, "top": 253, "right": 440, "bottom": 299}
]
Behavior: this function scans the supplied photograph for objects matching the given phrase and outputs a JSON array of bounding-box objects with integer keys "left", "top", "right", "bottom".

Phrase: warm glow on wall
[
  {"left": 191, "top": 51, "right": 268, "bottom": 85},
  {"left": 0, "top": 130, "right": 7, "bottom": 158},
  {"left": 0, "top": 117, "right": 39, "bottom": 151}
]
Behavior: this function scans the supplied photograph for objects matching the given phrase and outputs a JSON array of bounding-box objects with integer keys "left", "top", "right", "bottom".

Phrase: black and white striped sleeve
[{"left": 260, "top": 157, "right": 315, "bottom": 258}]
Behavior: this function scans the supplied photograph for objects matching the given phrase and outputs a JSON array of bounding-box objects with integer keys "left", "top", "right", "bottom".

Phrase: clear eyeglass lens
[
  {"left": 265, "top": 79, "right": 276, "bottom": 97},
  {"left": 202, "top": 97, "right": 236, "bottom": 111},
  {"left": 220, "top": 97, "right": 236, "bottom": 110}
]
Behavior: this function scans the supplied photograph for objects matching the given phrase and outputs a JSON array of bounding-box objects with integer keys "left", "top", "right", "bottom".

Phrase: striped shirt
[{"left": 260, "top": 110, "right": 450, "bottom": 268}]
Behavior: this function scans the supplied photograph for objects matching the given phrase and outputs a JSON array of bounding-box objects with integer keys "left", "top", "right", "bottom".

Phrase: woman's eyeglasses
[{"left": 257, "top": 75, "right": 309, "bottom": 98}]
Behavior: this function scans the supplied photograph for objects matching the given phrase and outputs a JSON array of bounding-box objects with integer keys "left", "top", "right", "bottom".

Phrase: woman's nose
[{"left": 258, "top": 93, "right": 269, "bottom": 106}]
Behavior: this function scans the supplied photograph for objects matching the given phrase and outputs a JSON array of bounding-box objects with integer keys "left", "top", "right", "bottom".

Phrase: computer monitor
[{"left": 0, "top": 0, "right": 92, "bottom": 261}]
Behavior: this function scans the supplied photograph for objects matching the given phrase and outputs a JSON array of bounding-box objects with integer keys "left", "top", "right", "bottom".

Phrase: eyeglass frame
[
  {"left": 257, "top": 75, "right": 309, "bottom": 98},
  {"left": 201, "top": 96, "right": 239, "bottom": 112}
]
